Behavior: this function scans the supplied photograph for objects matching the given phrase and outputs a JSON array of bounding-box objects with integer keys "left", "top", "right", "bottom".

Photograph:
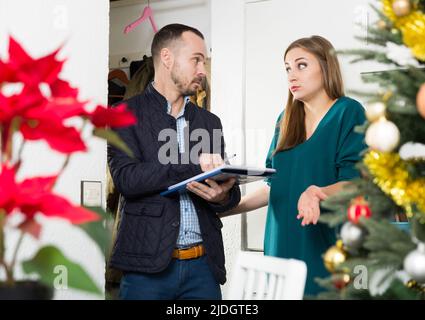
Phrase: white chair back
[{"left": 226, "top": 251, "right": 307, "bottom": 300}]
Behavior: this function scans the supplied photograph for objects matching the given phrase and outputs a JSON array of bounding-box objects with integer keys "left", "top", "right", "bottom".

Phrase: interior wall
[
  {"left": 109, "top": 0, "right": 211, "bottom": 70},
  {"left": 210, "top": 0, "right": 246, "bottom": 297},
  {"left": 0, "top": 0, "right": 109, "bottom": 299}
]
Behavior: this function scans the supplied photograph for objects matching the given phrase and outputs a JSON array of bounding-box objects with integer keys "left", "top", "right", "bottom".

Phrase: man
[{"left": 107, "top": 24, "right": 241, "bottom": 300}]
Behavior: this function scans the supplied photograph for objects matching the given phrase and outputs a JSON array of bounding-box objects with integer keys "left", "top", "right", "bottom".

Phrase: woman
[{"left": 222, "top": 36, "right": 367, "bottom": 296}]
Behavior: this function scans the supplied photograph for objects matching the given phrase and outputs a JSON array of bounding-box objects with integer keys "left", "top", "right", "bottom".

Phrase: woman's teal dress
[{"left": 264, "top": 97, "right": 366, "bottom": 296}]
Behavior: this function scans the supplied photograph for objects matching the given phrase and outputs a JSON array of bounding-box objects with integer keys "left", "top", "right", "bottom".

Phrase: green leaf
[
  {"left": 22, "top": 245, "right": 102, "bottom": 295},
  {"left": 94, "top": 128, "right": 134, "bottom": 158},
  {"left": 377, "top": 279, "right": 422, "bottom": 300},
  {"left": 78, "top": 206, "right": 112, "bottom": 256},
  {"left": 318, "top": 213, "right": 346, "bottom": 227}
]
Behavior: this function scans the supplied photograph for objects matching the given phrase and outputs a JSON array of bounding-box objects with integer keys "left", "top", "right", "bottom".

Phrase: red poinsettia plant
[{"left": 0, "top": 36, "right": 136, "bottom": 296}]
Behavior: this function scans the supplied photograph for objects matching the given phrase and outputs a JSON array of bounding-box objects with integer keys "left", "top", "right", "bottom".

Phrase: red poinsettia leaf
[
  {"left": 0, "top": 87, "right": 46, "bottom": 134},
  {"left": 35, "top": 49, "right": 64, "bottom": 85},
  {"left": 45, "top": 99, "right": 87, "bottom": 120},
  {"left": 18, "top": 218, "right": 42, "bottom": 239},
  {"left": 0, "top": 122, "right": 10, "bottom": 154},
  {"left": 7, "top": 36, "right": 63, "bottom": 86},
  {"left": 9, "top": 175, "right": 55, "bottom": 219},
  {"left": 89, "top": 104, "right": 136, "bottom": 128},
  {"left": 0, "top": 92, "right": 13, "bottom": 122},
  {"left": 20, "top": 175, "right": 57, "bottom": 194},
  {"left": 0, "top": 164, "right": 17, "bottom": 211},
  {"left": 50, "top": 78, "right": 79, "bottom": 98},
  {"left": 20, "top": 121, "right": 87, "bottom": 154},
  {"left": 36, "top": 194, "right": 100, "bottom": 224},
  {"left": 15, "top": 87, "right": 48, "bottom": 114},
  {"left": 0, "top": 59, "right": 14, "bottom": 83},
  {"left": 8, "top": 36, "right": 32, "bottom": 66},
  {"left": 0, "top": 93, "right": 12, "bottom": 152}
]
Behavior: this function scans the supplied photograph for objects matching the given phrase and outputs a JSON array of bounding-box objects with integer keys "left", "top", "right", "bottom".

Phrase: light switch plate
[{"left": 81, "top": 180, "right": 102, "bottom": 207}]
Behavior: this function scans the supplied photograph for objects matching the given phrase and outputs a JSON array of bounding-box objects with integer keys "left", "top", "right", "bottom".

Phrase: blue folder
[{"left": 160, "top": 165, "right": 276, "bottom": 196}]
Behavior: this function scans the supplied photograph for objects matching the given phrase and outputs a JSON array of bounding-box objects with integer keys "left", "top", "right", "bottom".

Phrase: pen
[{"left": 224, "top": 153, "right": 237, "bottom": 164}]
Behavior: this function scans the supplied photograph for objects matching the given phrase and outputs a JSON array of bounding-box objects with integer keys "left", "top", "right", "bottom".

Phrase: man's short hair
[{"left": 151, "top": 23, "right": 204, "bottom": 63}]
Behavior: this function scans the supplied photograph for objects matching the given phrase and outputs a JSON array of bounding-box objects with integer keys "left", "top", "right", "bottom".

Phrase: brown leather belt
[{"left": 172, "top": 244, "right": 205, "bottom": 260}]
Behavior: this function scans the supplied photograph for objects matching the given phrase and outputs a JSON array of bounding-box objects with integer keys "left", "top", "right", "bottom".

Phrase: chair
[{"left": 226, "top": 251, "right": 307, "bottom": 300}]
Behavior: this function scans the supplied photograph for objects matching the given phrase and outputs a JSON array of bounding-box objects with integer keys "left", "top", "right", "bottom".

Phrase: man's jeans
[{"left": 119, "top": 255, "right": 222, "bottom": 300}]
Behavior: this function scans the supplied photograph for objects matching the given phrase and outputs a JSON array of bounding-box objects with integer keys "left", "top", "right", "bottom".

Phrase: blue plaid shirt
[{"left": 167, "top": 97, "right": 203, "bottom": 248}]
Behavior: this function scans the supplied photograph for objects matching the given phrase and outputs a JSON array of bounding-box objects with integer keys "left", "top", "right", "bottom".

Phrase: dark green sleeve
[
  {"left": 335, "top": 102, "right": 367, "bottom": 182},
  {"left": 264, "top": 111, "right": 284, "bottom": 185}
]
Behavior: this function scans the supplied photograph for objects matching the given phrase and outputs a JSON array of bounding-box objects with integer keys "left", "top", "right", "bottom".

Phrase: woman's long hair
[{"left": 274, "top": 35, "right": 344, "bottom": 153}]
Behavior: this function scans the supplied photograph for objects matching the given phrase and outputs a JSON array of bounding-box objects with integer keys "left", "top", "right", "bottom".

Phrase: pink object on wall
[{"left": 123, "top": 6, "right": 158, "bottom": 34}]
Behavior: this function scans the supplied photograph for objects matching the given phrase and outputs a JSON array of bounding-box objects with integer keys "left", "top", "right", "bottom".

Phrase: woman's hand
[{"left": 297, "top": 185, "right": 328, "bottom": 226}]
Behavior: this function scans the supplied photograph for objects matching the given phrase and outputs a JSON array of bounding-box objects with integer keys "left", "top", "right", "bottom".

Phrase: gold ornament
[
  {"left": 366, "top": 102, "right": 387, "bottom": 122},
  {"left": 365, "top": 118, "right": 400, "bottom": 152},
  {"left": 407, "top": 279, "right": 417, "bottom": 288},
  {"left": 324, "top": 240, "right": 347, "bottom": 273},
  {"left": 406, "top": 279, "right": 425, "bottom": 292},
  {"left": 364, "top": 151, "right": 425, "bottom": 218},
  {"left": 382, "top": 0, "right": 425, "bottom": 60},
  {"left": 382, "top": 91, "right": 393, "bottom": 102},
  {"left": 377, "top": 19, "right": 388, "bottom": 29},
  {"left": 417, "top": 83, "right": 425, "bottom": 119},
  {"left": 392, "top": 0, "right": 412, "bottom": 17}
]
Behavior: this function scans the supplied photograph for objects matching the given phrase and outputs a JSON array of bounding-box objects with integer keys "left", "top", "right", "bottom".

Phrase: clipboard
[{"left": 160, "top": 165, "right": 276, "bottom": 196}]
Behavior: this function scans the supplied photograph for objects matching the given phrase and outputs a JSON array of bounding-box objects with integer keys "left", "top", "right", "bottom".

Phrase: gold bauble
[
  {"left": 324, "top": 240, "right": 347, "bottom": 273},
  {"left": 366, "top": 102, "right": 386, "bottom": 122},
  {"left": 406, "top": 279, "right": 425, "bottom": 292},
  {"left": 416, "top": 83, "right": 425, "bottom": 119},
  {"left": 376, "top": 20, "right": 388, "bottom": 29},
  {"left": 392, "top": 0, "right": 412, "bottom": 17},
  {"left": 407, "top": 279, "right": 418, "bottom": 289}
]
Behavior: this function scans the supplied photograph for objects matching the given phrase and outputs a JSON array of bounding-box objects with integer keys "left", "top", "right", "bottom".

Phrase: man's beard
[{"left": 171, "top": 67, "right": 202, "bottom": 96}]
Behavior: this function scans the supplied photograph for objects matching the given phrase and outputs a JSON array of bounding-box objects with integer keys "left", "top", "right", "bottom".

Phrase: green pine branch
[
  {"left": 339, "top": 49, "right": 393, "bottom": 65},
  {"left": 389, "top": 113, "right": 425, "bottom": 145},
  {"left": 362, "top": 219, "right": 415, "bottom": 269}
]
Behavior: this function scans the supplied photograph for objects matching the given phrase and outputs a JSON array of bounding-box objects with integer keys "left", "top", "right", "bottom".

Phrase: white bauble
[
  {"left": 366, "top": 102, "right": 386, "bottom": 122},
  {"left": 365, "top": 119, "right": 400, "bottom": 152},
  {"left": 403, "top": 243, "right": 425, "bottom": 283},
  {"left": 340, "top": 222, "right": 365, "bottom": 249}
]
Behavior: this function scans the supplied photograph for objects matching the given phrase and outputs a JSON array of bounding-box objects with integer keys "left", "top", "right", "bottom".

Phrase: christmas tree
[{"left": 317, "top": 0, "right": 425, "bottom": 299}]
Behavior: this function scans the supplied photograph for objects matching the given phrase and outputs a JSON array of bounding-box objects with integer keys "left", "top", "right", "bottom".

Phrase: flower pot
[{"left": 0, "top": 281, "right": 53, "bottom": 300}]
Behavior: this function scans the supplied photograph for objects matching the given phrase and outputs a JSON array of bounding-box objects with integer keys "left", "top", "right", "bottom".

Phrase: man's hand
[
  {"left": 296, "top": 185, "right": 328, "bottom": 226},
  {"left": 187, "top": 178, "right": 236, "bottom": 204},
  {"left": 199, "top": 153, "right": 224, "bottom": 172}
]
